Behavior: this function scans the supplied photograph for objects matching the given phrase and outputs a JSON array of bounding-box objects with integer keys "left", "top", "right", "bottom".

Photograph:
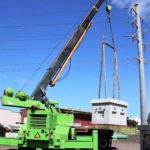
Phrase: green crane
[{"left": 0, "top": 1, "right": 113, "bottom": 150}]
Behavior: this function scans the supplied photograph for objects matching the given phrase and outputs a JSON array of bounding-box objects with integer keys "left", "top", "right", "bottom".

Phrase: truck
[{"left": 0, "top": 0, "right": 113, "bottom": 150}]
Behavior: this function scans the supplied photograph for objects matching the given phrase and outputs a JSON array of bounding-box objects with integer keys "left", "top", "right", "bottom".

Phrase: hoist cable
[
  {"left": 98, "top": 1, "right": 110, "bottom": 99},
  {"left": 107, "top": 11, "right": 121, "bottom": 100},
  {"left": 57, "top": 59, "right": 72, "bottom": 83},
  {"left": 98, "top": 1, "right": 109, "bottom": 99}
]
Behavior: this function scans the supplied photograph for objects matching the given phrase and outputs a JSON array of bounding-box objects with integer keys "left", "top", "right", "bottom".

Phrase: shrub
[{"left": 127, "top": 119, "right": 138, "bottom": 127}]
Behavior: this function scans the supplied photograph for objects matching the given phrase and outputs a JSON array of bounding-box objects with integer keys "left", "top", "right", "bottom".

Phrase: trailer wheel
[
  {"left": 98, "top": 129, "right": 113, "bottom": 150},
  {"left": 99, "top": 138, "right": 109, "bottom": 149}
]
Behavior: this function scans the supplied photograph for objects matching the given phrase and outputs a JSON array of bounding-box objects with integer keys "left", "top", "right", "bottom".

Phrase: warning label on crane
[{"left": 34, "top": 132, "right": 41, "bottom": 138}]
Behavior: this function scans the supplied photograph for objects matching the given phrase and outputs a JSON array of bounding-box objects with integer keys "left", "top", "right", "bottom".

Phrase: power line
[
  {"left": 19, "top": 0, "right": 96, "bottom": 90},
  {"left": 0, "top": 48, "right": 52, "bottom": 51},
  {"left": 0, "top": 35, "right": 134, "bottom": 42},
  {"left": 0, "top": 45, "right": 137, "bottom": 52},
  {"left": 0, "top": 44, "right": 137, "bottom": 52},
  {"left": 0, "top": 20, "right": 132, "bottom": 29},
  {"left": 0, "top": 32, "right": 134, "bottom": 39},
  {"left": 0, "top": 63, "right": 40, "bottom": 67},
  {"left": 0, "top": 11, "right": 87, "bottom": 18},
  {"left": 19, "top": 17, "right": 85, "bottom": 90},
  {"left": 0, "top": 32, "right": 135, "bottom": 42},
  {"left": 0, "top": 58, "right": 141, "bottom": 72},
  {"left": 0, "top": 22, "right": 75, "bottom": 29}
]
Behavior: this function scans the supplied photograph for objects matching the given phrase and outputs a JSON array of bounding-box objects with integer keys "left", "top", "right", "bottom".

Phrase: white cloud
[
  {"left": 138, "top": 0, "right": 150, "bottom": 16},
  {"left": 112, "top": 0, "right": 150, "bottom": 16},
  {"left": 112, "top": 0, "right": 130, "bottom": 8}
]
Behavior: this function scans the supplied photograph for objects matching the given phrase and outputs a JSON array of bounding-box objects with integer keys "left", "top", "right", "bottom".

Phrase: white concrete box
[{"left": 91, "top": 98, "right": 128, "bottom": 126}]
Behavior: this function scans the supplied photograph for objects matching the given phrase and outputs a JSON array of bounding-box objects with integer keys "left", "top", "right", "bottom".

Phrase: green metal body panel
[
  {"left": 0, "top": 137, "right": 18, "bottom": 146},
  {"left": 17, "top": 131, "right": 98, "bottom": 149},
  {"left": 0, "top": 133, "right": 98, "bottom": 149},
  {"left": 2, "top": 96, "right": 46, "bottom": 109},
  {"left": 0, "top": 95, "right": 99, "bottom": 150}
]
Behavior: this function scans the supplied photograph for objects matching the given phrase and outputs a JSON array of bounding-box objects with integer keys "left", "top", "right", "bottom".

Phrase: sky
[{"left": 0, "top": 0, "right": 149, "bottom": 118}]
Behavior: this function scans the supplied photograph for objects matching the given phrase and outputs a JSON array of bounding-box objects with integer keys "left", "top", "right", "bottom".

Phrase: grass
[
  {"left": 99, "top": 126, "right": 138, "bottom": 135},
  {"left": 113, "top": 127, "right": 138, "bottom": 135}
]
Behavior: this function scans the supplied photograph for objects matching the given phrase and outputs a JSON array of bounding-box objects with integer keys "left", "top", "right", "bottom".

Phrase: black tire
[
  {"left": 98, "top": 138, "right": 109, "bottom": 150},
  {"left": 98, "top": 129, "right": 113, "bottom": 150}
]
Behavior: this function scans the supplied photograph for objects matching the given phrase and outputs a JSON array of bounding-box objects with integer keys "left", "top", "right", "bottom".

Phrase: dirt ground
[
  {"left": 112, "top": 141, "right": 140, "bottom": 150},
  {"left": 0, "top": 146, "right": 17, "bottom": 150},
  {"left": 111, "top": 132, "right": 140, "bottom": 150}
]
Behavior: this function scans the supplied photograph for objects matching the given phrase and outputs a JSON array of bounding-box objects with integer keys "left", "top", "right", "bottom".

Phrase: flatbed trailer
[
  {"left": 0, "top": 130, "right": 113, "bottom": 150},
  {"left": 0, "top": 95, "right": 113, "bottom": 150}
]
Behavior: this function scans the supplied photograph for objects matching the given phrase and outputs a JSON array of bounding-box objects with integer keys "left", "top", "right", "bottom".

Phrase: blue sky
[{"left": 0, "top": 0, "right": 149, "bottom": 118}]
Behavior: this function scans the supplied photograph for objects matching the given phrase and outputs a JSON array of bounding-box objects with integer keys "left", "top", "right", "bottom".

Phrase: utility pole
[
  {"left": 135, "top": 4, "right": 147, "bottom": 125},
  {"left": 131, "top": 4, "right": 148, "bottom": 150}
]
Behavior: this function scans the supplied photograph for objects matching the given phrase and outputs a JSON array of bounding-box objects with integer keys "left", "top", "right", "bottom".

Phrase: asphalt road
[{"left": 112, "top": 133, "right": 140, "bottom": 150}]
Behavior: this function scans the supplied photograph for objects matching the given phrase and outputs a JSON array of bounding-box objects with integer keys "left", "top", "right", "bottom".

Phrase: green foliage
[
  {"left": 114, "top": 127, "right": 138, "bottom": 135},
  {"left": 98, "top": 126, "right": 138, "bottom": 135},
  {"left": 127, "top": 119, "right": 138, "bottom": 127}
]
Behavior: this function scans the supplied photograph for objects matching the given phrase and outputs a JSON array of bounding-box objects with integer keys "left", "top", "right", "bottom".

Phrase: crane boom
[{"left": 31, "top": 0, "right": 104, "bottom": 101}]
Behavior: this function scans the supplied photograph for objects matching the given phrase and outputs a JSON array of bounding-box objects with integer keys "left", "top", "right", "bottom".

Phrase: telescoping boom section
[{"left": 31, "top": 0, "right": 104, "bottom": 101}]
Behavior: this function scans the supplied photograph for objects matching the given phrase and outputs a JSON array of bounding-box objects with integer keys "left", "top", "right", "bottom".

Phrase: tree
[{"left": 127, "top": 118, "right": 138, "bottom": 127}]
